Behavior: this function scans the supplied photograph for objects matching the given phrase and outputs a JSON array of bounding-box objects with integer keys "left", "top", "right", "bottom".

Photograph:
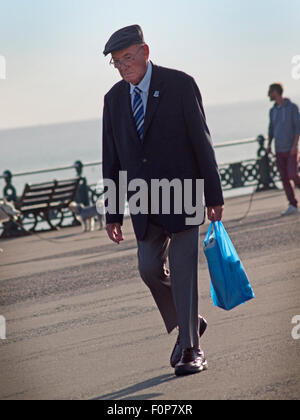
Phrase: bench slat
[
  {"left": 53, "top": 185, "right": 78, "bottom": 192},
  {"left": 24, "top": 184, "right": 56, "bottom": 192},
  {"left": 22, "top": 191, "right": 54, "bottom": 200},
  {"left": 55, "top": 179, "right": 78, "bottom": 186},
  {"left": 20, "top": 198, "right": 53, "bottom": 207}
]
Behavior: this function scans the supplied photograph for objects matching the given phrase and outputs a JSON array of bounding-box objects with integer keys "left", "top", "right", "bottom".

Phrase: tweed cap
[{"left": 103, "top": 24, "right": 145, "bottom": 56}]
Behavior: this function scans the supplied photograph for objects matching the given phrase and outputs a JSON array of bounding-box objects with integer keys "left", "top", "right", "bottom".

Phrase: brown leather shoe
[
  {"left": 174, "top": 348, "right": 207, "bottom": 376},
  {"left": 170, "top": 316, "right": 207, "bottom": 368}
]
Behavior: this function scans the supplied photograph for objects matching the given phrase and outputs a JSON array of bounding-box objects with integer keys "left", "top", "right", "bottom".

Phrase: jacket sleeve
[
  {"left": 102, "top": 95, "right": 125, "bottom": 226},
  {"left": 182, "top": 77, "right": 224, "bottom": 207},
  {"left": 292, "top": 103, "right": 300, "bottom": 135}
]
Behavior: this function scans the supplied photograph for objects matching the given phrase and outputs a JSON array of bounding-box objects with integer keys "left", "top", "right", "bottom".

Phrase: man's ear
[{"left": 143, "top": 44, "right": 150, "bottom": 60}]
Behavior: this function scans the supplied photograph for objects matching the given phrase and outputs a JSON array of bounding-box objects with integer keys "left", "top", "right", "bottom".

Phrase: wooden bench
[{"left": 15, "top": 178, "right": 80, "bottom": 232}]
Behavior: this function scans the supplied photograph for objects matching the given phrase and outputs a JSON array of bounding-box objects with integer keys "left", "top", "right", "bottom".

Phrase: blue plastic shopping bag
[{"left": 203, "top": 221, "right": 254, "bottom": 310}]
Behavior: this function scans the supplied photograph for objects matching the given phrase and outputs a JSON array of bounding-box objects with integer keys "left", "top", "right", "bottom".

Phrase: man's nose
[{"left": 120, "top": 60, "right": 131, "bottom": 69}]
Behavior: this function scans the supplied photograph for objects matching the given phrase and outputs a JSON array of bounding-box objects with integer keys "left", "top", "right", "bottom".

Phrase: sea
[{"left": 2, "top": 97, "right": 299, "bottom": 198}]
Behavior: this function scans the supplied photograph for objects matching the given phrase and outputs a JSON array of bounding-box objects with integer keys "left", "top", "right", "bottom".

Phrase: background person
[{"left": 267, "top": 83, "right": 300, "bottom": 216}]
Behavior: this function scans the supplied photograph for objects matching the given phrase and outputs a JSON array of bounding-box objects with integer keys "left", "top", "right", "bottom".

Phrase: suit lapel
[{"left": 143, "top": 65, "right": 163, "bottom": 141}]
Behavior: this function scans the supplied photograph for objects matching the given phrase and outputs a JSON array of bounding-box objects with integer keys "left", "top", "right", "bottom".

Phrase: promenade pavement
[{"left": 0, "top": 189, "right": 299, "bottom": 400}]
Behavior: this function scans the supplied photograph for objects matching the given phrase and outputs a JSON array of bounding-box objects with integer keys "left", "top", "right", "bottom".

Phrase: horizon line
[{"left": 1, "top": 95, "right": 300, "bottom": 132}]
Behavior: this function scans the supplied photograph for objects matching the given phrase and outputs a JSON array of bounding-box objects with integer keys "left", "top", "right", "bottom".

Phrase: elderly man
[{"left": 102, "top": 25, "right": 224, "bottom": 376}]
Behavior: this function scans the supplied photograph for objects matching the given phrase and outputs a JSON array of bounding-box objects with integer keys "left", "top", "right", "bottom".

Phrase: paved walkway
[{"left": 0, "top": 189, "right": 299, "bottom": 400}]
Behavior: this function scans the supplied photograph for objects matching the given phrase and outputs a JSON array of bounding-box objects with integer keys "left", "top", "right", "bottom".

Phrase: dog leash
[
  {"left": 0, "top": 206, "right": 63, "bottom": 245},
  {"left": 231, "top": 187, "right": 256, "bottom": 223},
  {"left": 232, "top": 151, "right": 279, "bottom": 223}
]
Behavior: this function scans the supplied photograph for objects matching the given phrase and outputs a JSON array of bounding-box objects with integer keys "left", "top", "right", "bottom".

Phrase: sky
[{"left": 0, "top": 0, "right": 300, "bottom": 129}]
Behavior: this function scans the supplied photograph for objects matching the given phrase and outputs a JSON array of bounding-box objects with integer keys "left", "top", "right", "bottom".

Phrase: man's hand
[
  {"left": 290, "top": 145, "right": 299, "bottom": 156},
  {"left": 207, "top": 205, "right": 224, "bottom": 222},
  {"left": 290, "top": 135, "right": 299, "bottom": 156},
  {"left": 106, "top": 223, "right": 124, "bottom": 244}
]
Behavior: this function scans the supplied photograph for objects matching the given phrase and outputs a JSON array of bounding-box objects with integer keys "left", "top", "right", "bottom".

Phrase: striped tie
[{"left": 133, "top": 87, "right": 144, "bottom": 140}]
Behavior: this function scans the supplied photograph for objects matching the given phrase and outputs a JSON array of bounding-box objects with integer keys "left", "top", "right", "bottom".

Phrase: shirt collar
[
  {"left": 130, "top": 61, "right": 153, "bottom": 95},
  {"left": 275, "top": 98, "right": 287, "bottom": 109}
]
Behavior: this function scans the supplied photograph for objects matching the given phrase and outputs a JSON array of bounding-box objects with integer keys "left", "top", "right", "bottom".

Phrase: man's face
[
  {"left": 268, "top": 89, "right": 278, "bottom": 102},
  {"left": 111, "top": 44, "right": 149, "bottom": 85}
]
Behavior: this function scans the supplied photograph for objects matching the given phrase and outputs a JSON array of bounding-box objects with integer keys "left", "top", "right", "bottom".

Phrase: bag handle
[
  {"left": 212, "top": 221, "right": 223, "bottom": 234},
  {"left": 204, "top": 221, "right": 224, "bottom": 245}
]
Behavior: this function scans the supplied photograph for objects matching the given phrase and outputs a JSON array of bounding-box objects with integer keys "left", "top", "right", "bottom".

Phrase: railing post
[
  {"left": 2, "top": 170, "right": 17, "bottom": 202},
  {"left": 256, "top": 135, "right": 277, "bottom": 191},
  {"left": 230, "top": 162, "right": 244, "bottom": 188}
]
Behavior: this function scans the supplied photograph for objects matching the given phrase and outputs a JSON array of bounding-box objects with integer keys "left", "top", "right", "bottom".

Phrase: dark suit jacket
[{"left": 102, "top": 63, "right": 224, "bottom": 240}]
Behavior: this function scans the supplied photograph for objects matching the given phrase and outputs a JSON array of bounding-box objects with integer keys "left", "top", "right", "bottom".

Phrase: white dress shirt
[{"left": 130, "top": 61, "right": 153, "bottom": 114}]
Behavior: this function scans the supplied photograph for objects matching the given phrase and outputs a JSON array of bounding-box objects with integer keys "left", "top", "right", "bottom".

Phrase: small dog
[
  {"left": 0, "top": 200, "right": 20, "bottom": 225},
  {"left": 69, "top": 201, "right": 103, "bottom": 232}
]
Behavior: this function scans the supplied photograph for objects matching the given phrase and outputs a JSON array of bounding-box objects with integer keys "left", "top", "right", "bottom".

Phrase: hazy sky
[{"left": 0, "top": 0, "right": 300, "bottom": 129}]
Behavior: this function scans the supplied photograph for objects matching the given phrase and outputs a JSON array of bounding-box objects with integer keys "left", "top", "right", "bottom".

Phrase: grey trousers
[{"left": 137, "top": 217, "right": 200, "bottom": 350}]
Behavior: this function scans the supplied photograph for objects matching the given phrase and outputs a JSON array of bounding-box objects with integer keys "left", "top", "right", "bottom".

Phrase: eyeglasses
[{"left": 110, "top": 45, "right": 144, "bottom": 69}]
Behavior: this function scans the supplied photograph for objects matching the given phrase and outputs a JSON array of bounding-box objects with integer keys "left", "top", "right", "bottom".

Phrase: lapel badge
[{"left": 153, "top": 91, "right": 160, "bottom": 98}]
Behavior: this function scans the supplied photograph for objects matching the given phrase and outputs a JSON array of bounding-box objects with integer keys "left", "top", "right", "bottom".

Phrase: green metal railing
[
  {"left": 1, "top": 134, "right": 285, "bottom": 236},
  {"left": 1, "top": 134, "right": 277, "bottom": 195}
]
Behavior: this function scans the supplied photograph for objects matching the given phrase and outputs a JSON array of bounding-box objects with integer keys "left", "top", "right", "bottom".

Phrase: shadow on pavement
[{"left": 92, "top": 373, "right": 177, "bottom": 400}]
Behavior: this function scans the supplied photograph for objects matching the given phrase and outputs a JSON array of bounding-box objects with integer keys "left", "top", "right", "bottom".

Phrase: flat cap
[{"left": 103, "top": 24, "right": 145, "bottom": 56}]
